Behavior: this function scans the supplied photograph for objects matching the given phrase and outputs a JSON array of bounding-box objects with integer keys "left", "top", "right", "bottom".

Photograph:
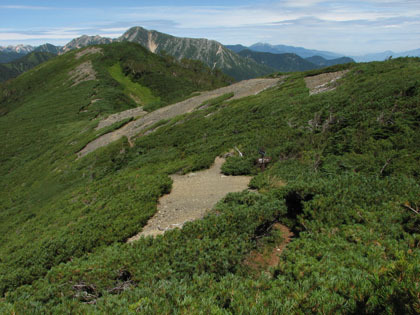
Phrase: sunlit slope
[
  {"left": 0, "top": 57, "right": 419, "bottom": 313},
  {"left": 0, "top": 51, "right": 56, "bottom": 82},
  {"left": 0, "top": 41, "right": 231, "bottom": 294}
]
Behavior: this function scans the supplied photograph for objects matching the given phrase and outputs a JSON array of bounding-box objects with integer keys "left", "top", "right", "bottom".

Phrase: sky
[{"left": 0, "top": 0, "right": 419, "bottom": 55}]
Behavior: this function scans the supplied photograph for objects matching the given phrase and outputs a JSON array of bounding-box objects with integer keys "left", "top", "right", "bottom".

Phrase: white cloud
[
  {"left": 1, "top": 1, "right": 420, "bottom": 54},
  {"left": 0, "top": 5, "right": 52, "bottom": 10},
  {"left": 281, "top": 0, "right": 326, "bottom": 8},
  {"left": 0, "top": 32, "right": 80, "bottom": 40}
]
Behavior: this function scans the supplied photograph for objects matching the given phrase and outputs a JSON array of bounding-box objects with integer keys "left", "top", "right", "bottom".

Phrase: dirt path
[
  {"left": 243, "top": 223, "right": 293, "bottom": 272},
  {"left": 78, "top": 78, "right": 281, "bottom": 158},
  {"left": 127, "top": 157, "right": 251, "bottom": 241}
]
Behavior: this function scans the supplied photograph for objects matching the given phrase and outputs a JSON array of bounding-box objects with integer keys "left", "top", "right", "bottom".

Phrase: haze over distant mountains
[
  {"left": 235, "top": 43, "right": 344, "bottom": 60},
  {"left": 225, "top": 43, "right": 420, "bottom": 63},
  {"left": 0, "top": 26, "right": 419, "bottom": 82},
  {"left": 227, "top": 45, "right": 355, "bottom": 73},
  {"left": 1, "top": 27, "right": 274, "bottom": 81}
]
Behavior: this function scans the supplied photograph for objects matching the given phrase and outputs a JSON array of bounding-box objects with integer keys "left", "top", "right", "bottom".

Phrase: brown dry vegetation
[{"left": 243, "top": 223, "right": 293, "bottom": 273}]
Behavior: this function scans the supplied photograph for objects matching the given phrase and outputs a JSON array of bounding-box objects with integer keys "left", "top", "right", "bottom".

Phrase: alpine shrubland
[{"left": 0, "top": 43, "right": 419, "bottom": 314}]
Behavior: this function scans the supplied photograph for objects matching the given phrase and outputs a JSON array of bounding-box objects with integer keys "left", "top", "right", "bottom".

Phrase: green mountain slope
[
  {"left": 0, "top": 51, "right": 27, "bottom": 63},
  {"left": 1, "top": 57, "right": 420, "bottom": 313},
  {"left": 238, "top": 49, "right": 318, "bottom": 72},
  {"left": 34, "top": 43, "right": 62, "bottom": 54},
  {"left": 119, "top": 26, "right": 274, "bottom": 81},
  {"left": 0, "top": 51, "right": 56, "bottom": 82},
  {"left": 306, "top": 55, "right": 355, "bottom": 67},
  {"left": 0, "top": 41, "right": 231, "bottom": 294}
]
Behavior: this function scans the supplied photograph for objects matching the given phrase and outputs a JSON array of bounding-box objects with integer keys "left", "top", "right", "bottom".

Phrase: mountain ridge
[
  {"left": 305, "top": 55, "right": 355, "bottom": 67},
  {"left": 117, "top": 26, "right": 274, "bottom": 80},
  {"left": 1, "top": 52, "right": 420, "bottom": 312},
  {"left": 0, "top": 51, "right": 56, "bottom": 82},
  {"left": 352, "top": 48, "right": 420, "bottom": 62},
  {"left": 237, "top": 49, "right": 318, "bottom": 72},
  {"left": 248, "top": 42, "right": 344, "bottom": 59}
]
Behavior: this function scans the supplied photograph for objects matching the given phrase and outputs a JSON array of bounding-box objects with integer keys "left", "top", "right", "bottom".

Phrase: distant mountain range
[
  {"left": 1, "top": 27, "right": 419, "bottom": 82},
  {"left": 59, "top": 27, "right": 276, "bottom": 80},
  {"left": 237, "top": 49, "right": 318, "bottom": 72},
  {"left": 248, "top": 43, "right": 344, "bottom": 60},
  {"left": 305, "top": 55, "right": 355, "bottom": 67},
  {"left": 226, "top": 43, "right": 420, "bottom": 63},
  {"left": 0, "top": 44, "right": 62, "bottom": 63},
  {"left": 352, "top": 49, "right": 420, "bottom": 62},
  {"left": 1, "top": 28, "right": 273, "bottom": 81},
  {"left": 231, "top": 47, "right": 354, "bottom": 73},
  {"left": 61, "top": 35, "right": 112, "bottom": 53},
  {"left": 117, "top": 27, "right": 273, "bottom": 80}
]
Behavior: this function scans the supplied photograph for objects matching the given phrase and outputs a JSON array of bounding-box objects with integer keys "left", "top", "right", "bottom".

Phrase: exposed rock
[
  {"left": 77, "top": 77, "right": 282, "bottom": 158},
  {"left": 68, "top": 61, "right": 97, "bottom": 87},
  {"left": 95, "top": 107, "right": 147, "bottom": 130},
  {"left": 118, "top": 26, "right": 274, "bottom": 80},
  {"left": 304, "top": 70, "right": 349, "bottom": 95},
  {"left": 62, "top": 35, "right": 113, "bottom": 53},
  {"left": 75, "top": 47, "right": 103, "bottom": 60}
]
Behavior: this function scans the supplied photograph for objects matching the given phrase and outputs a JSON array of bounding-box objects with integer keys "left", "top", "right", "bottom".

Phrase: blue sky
[{"left": 0, "top": 0, "right": 419, "bottom": 55}]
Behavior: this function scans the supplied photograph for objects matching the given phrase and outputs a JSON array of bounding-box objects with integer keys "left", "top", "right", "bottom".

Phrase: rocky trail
[
  {"left": 78, "top": 78, "right": 282, "bottom": 158},
  {"left": 127, "top": 157, "right": 251, "bottom": 241}
]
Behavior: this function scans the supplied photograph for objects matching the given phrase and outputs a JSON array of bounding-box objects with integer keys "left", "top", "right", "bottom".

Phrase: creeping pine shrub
[{"left": 221, "top": 156, "right": 256, "bottom": 175}]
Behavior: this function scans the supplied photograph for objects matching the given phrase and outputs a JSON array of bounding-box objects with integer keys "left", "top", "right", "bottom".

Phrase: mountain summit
[
  {"left": 118, "top": 27, "right": 273, "bottom": 80},
  {"left": 62, "top": 35, "right": 113, "bottom": 53}
]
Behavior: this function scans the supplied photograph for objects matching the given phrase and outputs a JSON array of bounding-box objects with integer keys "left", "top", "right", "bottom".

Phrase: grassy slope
[
  {"left": 1, "top": 57, "right": 420, "bottom": 313},
  {"left": 0, "top": 41, "right": 231, "bottom": 295},
  {"left": 108, "top": 63, "right": 160, "bottom": 107},
  {"left": 0, "top": 51, "right": 56, "bottom": 82},
  {"left": 102, "top": 43, "right": 233, "bottom": 111}
]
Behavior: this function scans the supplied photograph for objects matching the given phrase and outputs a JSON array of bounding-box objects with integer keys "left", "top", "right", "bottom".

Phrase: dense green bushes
[
  {"left": 221, "top": 156, "right": 256, "bottom": 175},
  {"left": 1, "top": 56, "right": 420, "bottom": 312},
  {"left": 100, "top": 42, "right": 232, "bottom": 110},
  {"left": 2, "top": 175, "right": 419, "bottom": 313}
]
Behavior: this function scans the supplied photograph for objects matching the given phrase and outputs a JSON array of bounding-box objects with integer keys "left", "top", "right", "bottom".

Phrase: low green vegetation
[
  {"left": 108, "top": 63, "right": 160, "bottom": 108},
  {"left": 1, "top": 53, "right": 420, "bottom": 313},
  {"left": 199, "top": 92, "right": 234, "bottom": 109},
  {"left": 100, "top": 43, "right": 233, "bottom": 111},
  {"left": 0, "top": 51, "right": 56, "bottom": 82}
]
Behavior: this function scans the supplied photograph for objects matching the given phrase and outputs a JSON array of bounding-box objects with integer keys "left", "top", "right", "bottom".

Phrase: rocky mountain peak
[
  {"left": 61, "top": 35, "right": 113, "bottom": 53},
  {"left": 0, "top": 44, "right": 34, "bottom": 54}
]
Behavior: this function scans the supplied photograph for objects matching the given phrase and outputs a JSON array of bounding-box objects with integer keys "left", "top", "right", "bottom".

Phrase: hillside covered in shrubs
[{"left": 0, "top": 48, "right": 419, "bottom": 313}]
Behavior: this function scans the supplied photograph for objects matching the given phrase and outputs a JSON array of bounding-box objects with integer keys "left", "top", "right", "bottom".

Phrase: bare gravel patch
[
  {"left": 78, "top": 78, "right": 282, "bottom": 158},
  {"left": 75, "top": 47, "right": 103, "bottom": 60},
  {"left": 69, "top": 61, "right": 97, "bottom": 87},
  {"left": 95, "top": 107, "right": 147, "bottom": 130},
  {"left": 305, "top": 70, "right": 349, "bottom": 95},
  {"left": 127, "top": 157, "right": 251, "bottom": 241}
]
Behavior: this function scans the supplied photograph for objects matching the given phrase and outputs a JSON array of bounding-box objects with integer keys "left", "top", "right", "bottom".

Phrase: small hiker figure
[{"left": 257, "top": 147, "right": 271, "bottom": 171}]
